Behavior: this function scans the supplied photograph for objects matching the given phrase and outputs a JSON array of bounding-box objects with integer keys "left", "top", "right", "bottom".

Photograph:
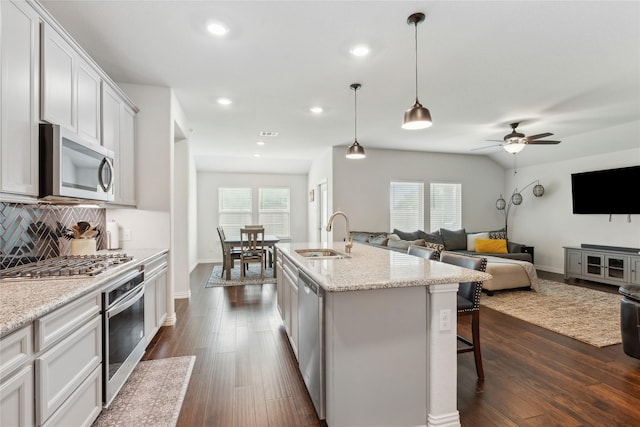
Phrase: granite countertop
[
  {"left": 0, "top": 248, "right": 168, "bottom": 338},
  {"left": 276, "top": 242, "right": 492, "bottom": 292}
]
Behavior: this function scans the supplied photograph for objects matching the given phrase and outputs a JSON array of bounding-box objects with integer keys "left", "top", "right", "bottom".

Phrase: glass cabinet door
[
  {"left": 583, "top": 254, "right": 604, "bottom": 278},
  {"left": 605, "top": 255, "right": 628, "bottom": 283}
]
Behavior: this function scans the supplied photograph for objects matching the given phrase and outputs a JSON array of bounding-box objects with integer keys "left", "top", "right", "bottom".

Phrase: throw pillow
[
  {"left": 489, "top": 229, "right": 507, "bottom": 240},
  {"left": 418, "top": 230, "right": 444, "bottom": 245},
  {"left": 392, "top": 229, "right": 421, "bottom": 241},
  {"left": 387, "top": 233, "right": 401, "bottom": 241},
  {"left": 475, "top": 238, "right": 508, "bottom": 254},
  {"left": 368, "top": 234, "right": 389, "bottom": 246},
  {"left": 439, "top": 228, "right": 467, "bottom": 250},
  {"left": 424, "top": 242, "right": 445, "bottom": 259},
  {"left": 466, "top": 232, "right": 490, "bottom": 251}
]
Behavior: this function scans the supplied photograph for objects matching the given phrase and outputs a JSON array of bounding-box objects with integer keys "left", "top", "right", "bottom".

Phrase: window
[
  {"left": 390, "top": 181, "right": 424, "bottom": 232},
  {"left": 218, "top": 188, "right": 252, "bottom": 231},
  {"left": 430, "top": 182, "right": 461, "bottom": 231},
  {"left": 259, "top": 188, "right": 290, "bottom": 238}
]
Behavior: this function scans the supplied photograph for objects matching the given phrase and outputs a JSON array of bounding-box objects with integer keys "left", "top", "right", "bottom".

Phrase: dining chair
[
  {"left": 217, "top": 226, "right": 241, "bottom": 279},
  {"left": 439, "top": 251, "right": 488, "bottom": 380},
  {"left": 240, "top": 227, "right": 265, "bottom": 280},
  {"left": 244, "top": 224, "right": 263, "bottom": 228},
  {"left": 245, "top": 225, "right": 272, "bottom": 267},
  {"left": 407, "top": 245, "right": 437, "bottom": 260}
]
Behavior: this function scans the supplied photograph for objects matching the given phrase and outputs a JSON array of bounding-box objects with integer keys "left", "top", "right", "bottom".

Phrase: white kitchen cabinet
[
  {"left": 41, "top": 365, "right": 101, "bottom": 427},
  {"left": 41, "top": 22, "right": 102, "bottom": 145},
  {"left": 0, "top": 365, "right": 34, "bottom": 427},
  {"left": 101, "top": 82, "right": 137, "bottom": 206},
  {"left": 276, "top": 255, "right": 284, "bottom": 318},
  {"left": 0, "top": 0, "right": 40, "bottom": 197},
  {"left": 144, "top": 253, "right": 168, "bottom": 344},
  {"left": 282, "top": 254, "right": 299, "bottom": 359},
  {"left": 0, "top": 324, "right": 34, "bottom": 427}
]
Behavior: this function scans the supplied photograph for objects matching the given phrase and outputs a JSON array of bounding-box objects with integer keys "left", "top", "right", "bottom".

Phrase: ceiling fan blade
[
  {"left": 526, "top": 140, "right": 561, "bottom": 145},
  {"left": 526, "top": 132, "right": 553, "bottom": 140},
  {"left": 471, "top": 144, "right": 502, "bottom": 151}
]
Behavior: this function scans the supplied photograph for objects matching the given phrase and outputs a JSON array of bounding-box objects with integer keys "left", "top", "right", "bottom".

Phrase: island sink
[{"left": 295, "top": 249, "right": 350, "bottom": 259}]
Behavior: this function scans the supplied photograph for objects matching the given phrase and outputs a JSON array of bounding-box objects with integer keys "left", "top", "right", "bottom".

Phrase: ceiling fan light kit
[
  {"left": 402, "top": 12, "right": 432, "bottom": 130},
  {"left": 346, "top": 83, "right": 366, "bottom": 159}
]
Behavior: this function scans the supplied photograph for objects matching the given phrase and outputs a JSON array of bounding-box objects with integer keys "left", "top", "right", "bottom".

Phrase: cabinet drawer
[
  {"left": 0, "top": 325, "right": 32, "bottom": 379},
  {"left": 35, "top": 292, "right": 100, "bottom": 352},
  {"left": 144, "top": 253, "right": 168, "bottom": 277},
  {"left": 36, "top": 316, "right": 101, "bottom": 425},
  {"left": 42, "top": 365, "right": 102, "bottom": 427}
]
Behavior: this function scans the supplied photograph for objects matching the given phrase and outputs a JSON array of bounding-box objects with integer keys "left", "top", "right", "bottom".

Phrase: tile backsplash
[{"left": 0, "top": 202, "right": 106, "bottom": 267}]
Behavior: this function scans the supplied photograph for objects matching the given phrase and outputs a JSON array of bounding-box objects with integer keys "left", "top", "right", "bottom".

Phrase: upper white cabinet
[
  {"left": 0, "top": 0, "right": 41, "bottom": 196},
  {"left": 102, "top": 82, "right": 137, "bottom": 206},
  {"left": 41, "top": 23, "right": 102, "bottom": 146}
]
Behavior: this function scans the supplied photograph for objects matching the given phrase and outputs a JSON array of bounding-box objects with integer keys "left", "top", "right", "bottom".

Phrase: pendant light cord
[
  {"left": 414, "top": 21, "right": 419, "bottom": 102},
  {"left": 354, "top": 86, "right": 358, "bottom": 140}
]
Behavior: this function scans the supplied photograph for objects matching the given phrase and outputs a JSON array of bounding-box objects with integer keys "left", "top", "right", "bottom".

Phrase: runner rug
[
  {"left": 480, "top": 279, "right": 621, "bottom": 347},
  {"left": 92, "top": 355, "right": 195, "bottom": 427},
  {"left": 205, "top": 263, "right": 276, "bottom": 287}
]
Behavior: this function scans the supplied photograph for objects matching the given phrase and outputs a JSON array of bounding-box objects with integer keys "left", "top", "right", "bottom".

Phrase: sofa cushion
[
  {"left": 475, "top": 238, "right": 508, "bottom": 254},
  {"left": 466, "top": 232, "right": 489, "bottom": 251},
  {"left": 439, "top": 228, "right": 467, "bottom": 250},
  {"left": 388, "top": 238, "right": 425, "bottom": 250},
  {"left": 368, "top": 234, "right": 389, "bottom": 246},
  {"left": 424, "top": 242, "right": 445, "bottom": 259},
  {"left": 392, "top": 229, "right": 422, "bottom": 241},
  {"left": 418, "top": 230, "right": 444, "bottom": 245},
  {"left": 489, "top": 229, "right": 507, "bottom": 240},
  {"left": 351, "top": 231, "right": 374, "bottom": 242}
]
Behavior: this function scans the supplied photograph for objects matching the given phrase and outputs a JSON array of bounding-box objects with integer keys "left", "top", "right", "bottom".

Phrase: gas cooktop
[{"left": 0, "top": 253, "right": 133, "bottom": 280}]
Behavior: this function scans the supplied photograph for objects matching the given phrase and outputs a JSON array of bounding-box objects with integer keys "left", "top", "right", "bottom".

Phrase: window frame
[{"left": 389, "top": 180, "right": 425, "bottom": 233}]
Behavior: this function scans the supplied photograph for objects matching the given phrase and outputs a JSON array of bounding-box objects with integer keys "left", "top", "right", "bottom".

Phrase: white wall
[
  {"left": 329, "top": 147, "right": 506, "bottom": 242},
  {"left": 506, "top": 147, "right": 640, "bottom": 274},
  {"left": 188, "top": 148, "right": 198, "bottom": 272},
  {"left": 197, "top": 171, "right": 308, "bottom": 263},
  {"left": 307, "top": 147, "right": 333, "bottom": 243}
]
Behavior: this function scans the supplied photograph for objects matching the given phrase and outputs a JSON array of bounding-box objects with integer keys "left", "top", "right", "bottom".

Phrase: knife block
[{"left": 70, "top": 238, "right": 97, "bottom": 256}]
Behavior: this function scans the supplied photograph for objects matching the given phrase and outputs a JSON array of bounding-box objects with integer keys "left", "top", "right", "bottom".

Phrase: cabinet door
[
  {"left": 0, "top": 0, "right": 40, "bottom": 196},
  {"left": 582, "top": 253, "right": 605, "bottom": 279},
  {"left": 119, "top": 105, "right": 136, "bottom": 205},
  {"left": 631, "top": 257, "right": 640, "bottom": 286},
  {"left": 0, "top": 365, "right": 34, "bottom": 427},
  {"left": 565, "top": 250, "right": 582, "bottom": 277},
  {"left": 276, "top": 259, "right": 284, "bottom": 317},
  {"left": 76, "top": 58, "right": 101, "bottom": 145},
  {"left": 144, "top": 275, "right": 158, "bottom": 344},
  {"left": 605, "top": 255, "right": 628, "bottom": 284},
  {"left": 41, "top": 23, "right": 76, "bottom": 131},
  {"left": 290, "top": 279, "right": 299, "bottom": 359},
  {"left": 155, "top": 270, "right": 168, "bottom": 328}
]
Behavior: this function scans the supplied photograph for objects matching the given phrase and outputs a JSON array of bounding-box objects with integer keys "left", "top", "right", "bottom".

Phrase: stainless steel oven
[{"left": 102, "top": 269, "right": 145, "bottom": 407}]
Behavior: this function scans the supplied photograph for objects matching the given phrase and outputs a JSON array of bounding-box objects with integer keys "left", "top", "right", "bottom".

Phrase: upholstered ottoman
[{"left": 619, "top": 284, "right": 640, "bottom": 359}]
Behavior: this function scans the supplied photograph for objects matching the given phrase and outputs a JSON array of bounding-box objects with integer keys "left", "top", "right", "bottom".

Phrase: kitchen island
[{"left": 276, "top": 242, "right": 492, "bottom": 427}]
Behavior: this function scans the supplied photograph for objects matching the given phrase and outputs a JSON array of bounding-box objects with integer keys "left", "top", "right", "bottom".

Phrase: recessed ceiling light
[
  {"left": 310, "top": 106, "right": 323, "bottom": 114},
  {"left": 256, "top": 141, "right": 265, "bottom": 146},
  {"left": 207, "top": 22, "right": 229, "bottom": 36},
  {"left": 350, "top": 44, "right": 370, "bottom": 57},
  {"left": 217, "top": 97, "right": 232, "bottom": 105},
  {"left": 253, "top": 153, "right": 261, "bottom": 158}
]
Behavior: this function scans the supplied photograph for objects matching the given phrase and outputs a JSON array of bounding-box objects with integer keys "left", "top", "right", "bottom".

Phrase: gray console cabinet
[{"left": 564, "top": 246, "right": 640, "bottom": 286}]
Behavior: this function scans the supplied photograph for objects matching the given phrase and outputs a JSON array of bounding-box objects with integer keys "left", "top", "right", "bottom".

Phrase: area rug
[
  {"left": 205, "top": 263, "right": 276, "bottom": 287},
  {"left": 480, "top": 279, "right": 621, "bottom": 347},
  {"left": 92, "top": 356, "right": 195, "bottom": 427}
]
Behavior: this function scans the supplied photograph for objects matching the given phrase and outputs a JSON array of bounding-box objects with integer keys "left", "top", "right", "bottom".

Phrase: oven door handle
[{"left": 108, "top": 285, "right": 145, "bottom": 318}]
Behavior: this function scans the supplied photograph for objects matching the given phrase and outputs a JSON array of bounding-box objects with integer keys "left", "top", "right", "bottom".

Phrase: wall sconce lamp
[{"left": 496, "top": 180, "right": 544, "bottom": 234}]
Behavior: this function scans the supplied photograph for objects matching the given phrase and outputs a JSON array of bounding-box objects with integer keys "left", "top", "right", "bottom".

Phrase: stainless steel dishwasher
[{"left": 298, "top": 270, "right": 325, "bottom": 419}]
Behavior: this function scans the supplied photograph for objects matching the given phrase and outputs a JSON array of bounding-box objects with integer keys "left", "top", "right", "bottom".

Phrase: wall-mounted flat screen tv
[{"left": 571, "top": 166, "right": 640, "bottom": 214}]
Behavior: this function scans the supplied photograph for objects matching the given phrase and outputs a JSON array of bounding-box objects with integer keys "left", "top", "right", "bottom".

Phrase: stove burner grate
[{"left": 0, "top": 253, "right": 133, "bottom": 280}]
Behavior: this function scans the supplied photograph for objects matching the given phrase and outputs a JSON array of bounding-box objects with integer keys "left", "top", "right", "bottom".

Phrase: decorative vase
[{"left": 71, "top": 238, "right": 97, "bottom": 256}]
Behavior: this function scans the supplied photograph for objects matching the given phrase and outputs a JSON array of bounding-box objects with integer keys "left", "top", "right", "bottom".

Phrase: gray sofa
[{"left": 351, "top": 228, "right": 532, "bottom": 263}]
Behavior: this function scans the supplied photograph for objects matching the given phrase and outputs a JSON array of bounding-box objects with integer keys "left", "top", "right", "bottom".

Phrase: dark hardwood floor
[{"left": 144, "top": 264, "right": 640, "bottom": 426}]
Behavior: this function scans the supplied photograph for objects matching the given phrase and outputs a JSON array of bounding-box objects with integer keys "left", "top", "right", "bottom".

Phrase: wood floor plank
[{"left": 148, "top": 264, "right": 640, "bottom": 427}]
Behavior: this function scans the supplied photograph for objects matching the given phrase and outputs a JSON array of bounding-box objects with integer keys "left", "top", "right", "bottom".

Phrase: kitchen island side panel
[{"left": 325, "top": 285, "right": 429, "bottom": 427}]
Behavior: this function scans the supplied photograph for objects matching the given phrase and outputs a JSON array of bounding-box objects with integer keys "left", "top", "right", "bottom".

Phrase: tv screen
[{"left": 571, "top": 166, "right": 640, "bottom": 214}]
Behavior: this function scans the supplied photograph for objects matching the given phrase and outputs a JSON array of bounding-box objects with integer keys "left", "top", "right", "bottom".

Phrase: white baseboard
[
  {"left": 174, "top": 290, "right": 191, "bottom": 299},
  {"left": 535, "top": 265, "right": 564, "bottom": 275}
]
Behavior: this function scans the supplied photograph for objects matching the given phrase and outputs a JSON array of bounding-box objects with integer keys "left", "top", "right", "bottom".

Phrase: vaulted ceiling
[{"left": 40, "top": 1, "right": 640, "bottom": 174}]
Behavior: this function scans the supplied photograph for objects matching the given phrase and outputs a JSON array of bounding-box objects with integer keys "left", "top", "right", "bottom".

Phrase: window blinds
[
  {"left": 218, "top": 188, "right": 252, "bottom": 231},
  {"left": 259, "top": 188, "right": 291, "bottom": 238},
  {"left": 429, "top": 182, "right": 462, "bottom": 231},
  {"left": 390, "top": 181, "right": 424, "bottom": 232}
]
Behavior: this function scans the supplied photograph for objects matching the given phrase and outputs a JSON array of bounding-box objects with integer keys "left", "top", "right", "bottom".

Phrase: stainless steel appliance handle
[
  {"left": 108, "top": 285, "right": 144, "bottom": 318},
  {"left": 98, "top": 157, "right": 114, "bottom": 192}
]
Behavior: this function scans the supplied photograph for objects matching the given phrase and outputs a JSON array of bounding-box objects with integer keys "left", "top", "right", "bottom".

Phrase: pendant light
[
  {"left": 402, "top": 12, "right": 432, "bottom": 130},
  {"left": 346, "top": 83, "right": 366, "bottom": 159}
]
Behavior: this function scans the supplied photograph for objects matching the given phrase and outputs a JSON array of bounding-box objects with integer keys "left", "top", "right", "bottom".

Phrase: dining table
[{"left": 223, "top": 234, "right": 280, "bottom": 280}]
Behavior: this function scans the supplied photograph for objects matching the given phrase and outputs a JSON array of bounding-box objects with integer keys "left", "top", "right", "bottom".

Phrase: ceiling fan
[{"left": 474, "top": 122, "right": 561, "bottom": 153}]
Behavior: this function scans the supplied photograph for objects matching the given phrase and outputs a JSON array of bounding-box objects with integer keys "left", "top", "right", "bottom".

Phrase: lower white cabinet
[
  {"left": 35, "top": 315, "right": 101, "bottom": 425},
  {"left": 281, "top": 254, "right": 299, "bottom": 359},
  {"left": 144, "top": 254, "right": 168, "bottom": 344},
  {"left": 41, "top": 366, "right": 101, "bottom": 427},
  {"left": 0, "top": 365, "right": 34, "bottom": 427}
]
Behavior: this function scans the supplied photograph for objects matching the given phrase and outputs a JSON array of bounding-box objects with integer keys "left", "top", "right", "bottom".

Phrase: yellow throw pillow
[{"left": 475, "top": 238, "right": 508, "bottom": 254}]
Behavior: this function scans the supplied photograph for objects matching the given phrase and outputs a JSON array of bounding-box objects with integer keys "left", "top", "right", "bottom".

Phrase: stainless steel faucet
[{"left": 326, "top": 211, "right": 352, "bottom": 253}]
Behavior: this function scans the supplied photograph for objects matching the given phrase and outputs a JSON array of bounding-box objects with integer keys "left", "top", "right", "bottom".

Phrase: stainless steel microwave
[{"left": 39, "top": 123, "right": 115, "bottom": 202}]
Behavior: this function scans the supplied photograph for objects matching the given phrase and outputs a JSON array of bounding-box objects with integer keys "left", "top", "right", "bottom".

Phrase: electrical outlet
[
  {"left": 439, "top": 309, "right": 451, "bottom": 331},
  {"left": 122, "top": 228, "right": 132, "bottom": 241}
]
